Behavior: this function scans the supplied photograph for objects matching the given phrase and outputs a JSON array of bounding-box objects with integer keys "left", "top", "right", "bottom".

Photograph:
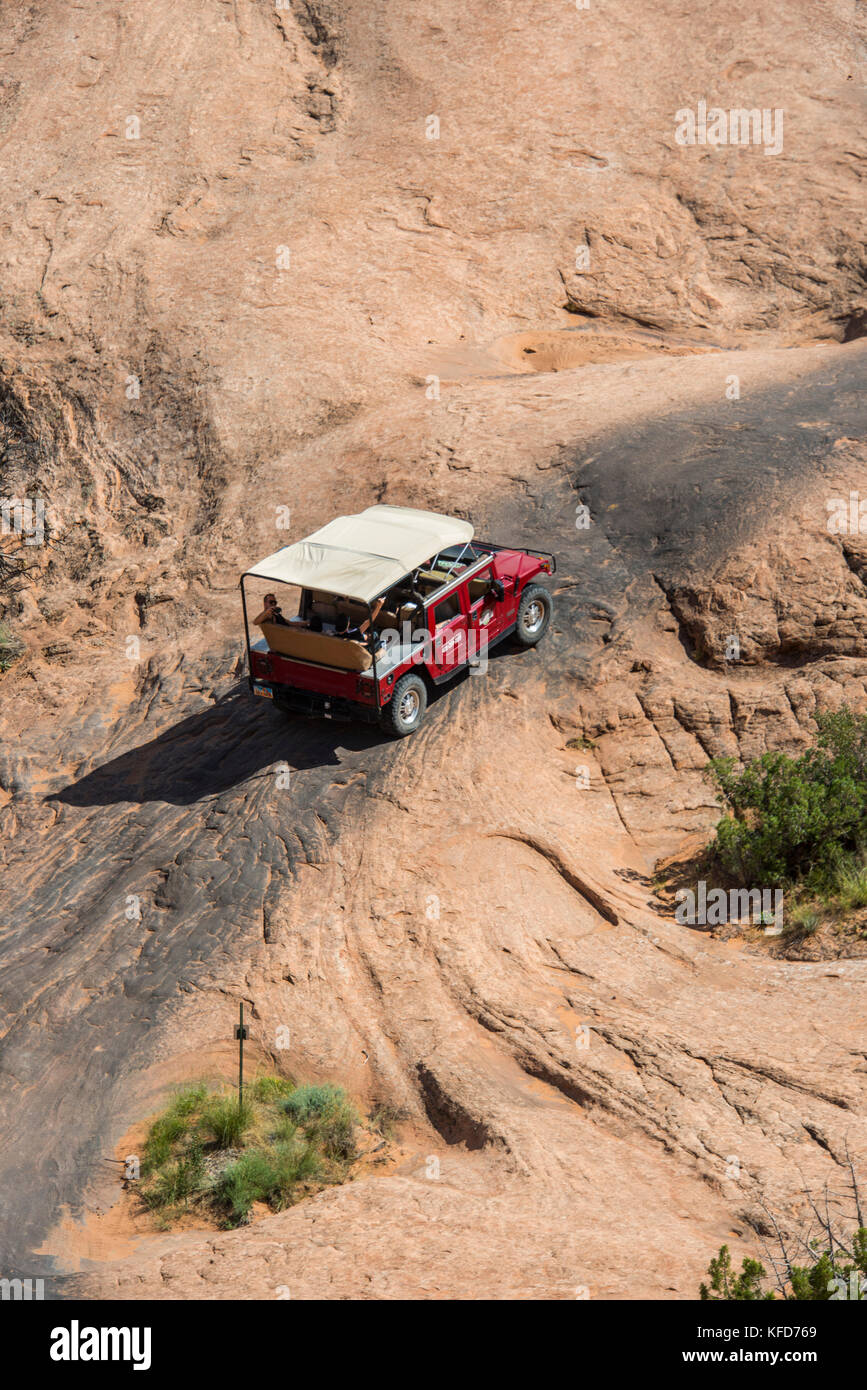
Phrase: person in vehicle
[
  {"left": 254, "top": 592, "right": 290, "bottom": 627},
  {"left": 334, "top": 613, "right": 362, "bottom": 640},
  {"left": 254, "top": 592, "right": 317, "bottom": 629},
  {"left": 334, "top": 594, "right": 386, "bottom": 641}
]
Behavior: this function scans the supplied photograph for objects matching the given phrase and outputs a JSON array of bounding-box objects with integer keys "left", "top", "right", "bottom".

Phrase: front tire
[
  {"left": 380, "top": 672, "right": 427, "bottom": 737},
  {"left": 514, "top": 583, "right": 552, "bottom": 647}
]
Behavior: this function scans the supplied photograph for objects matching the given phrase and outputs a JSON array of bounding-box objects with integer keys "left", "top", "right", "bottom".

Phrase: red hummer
[{"left": 241, "top": 505, "right": 555, "bottom": 736}]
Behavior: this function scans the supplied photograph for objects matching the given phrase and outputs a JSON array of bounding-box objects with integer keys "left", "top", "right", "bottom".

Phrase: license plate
[{"left": 254, "top": 685, "right": 273, "bottom": 699}]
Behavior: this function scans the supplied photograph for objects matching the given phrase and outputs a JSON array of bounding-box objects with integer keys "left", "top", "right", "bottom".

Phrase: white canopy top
[{"left": 245, "top": 505, "right": 475, "bottom": 605}]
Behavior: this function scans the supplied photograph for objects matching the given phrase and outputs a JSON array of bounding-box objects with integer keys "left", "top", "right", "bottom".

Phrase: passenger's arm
[{"left": 359, "top": 595, "right": 386, "bottom": 635}]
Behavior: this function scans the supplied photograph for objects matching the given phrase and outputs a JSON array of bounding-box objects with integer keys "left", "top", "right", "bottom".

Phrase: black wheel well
[{"left": 385, "top": 665, "right": 433, "bottom": 703}]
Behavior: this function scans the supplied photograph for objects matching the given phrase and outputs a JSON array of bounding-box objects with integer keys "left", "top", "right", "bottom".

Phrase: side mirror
[{"left": 489, "top": 578, "right": 505, "bottom": 602}]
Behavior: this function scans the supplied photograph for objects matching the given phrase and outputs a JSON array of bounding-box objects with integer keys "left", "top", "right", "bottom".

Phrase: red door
[{"left": 426, "top": 588, "right": 469, "bottom": 679}]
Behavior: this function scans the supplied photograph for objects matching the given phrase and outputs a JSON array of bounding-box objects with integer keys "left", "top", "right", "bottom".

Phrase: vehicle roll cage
[
  {"left": 239, "top": 570, "right": 383, "bottom": 709},
  {"left": 474, "top": 541, "right": 557, "bottom": 573}
]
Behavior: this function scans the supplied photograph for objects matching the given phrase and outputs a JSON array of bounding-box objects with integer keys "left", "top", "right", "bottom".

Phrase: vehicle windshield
[{"left": 429, "top": 542, "right": 487, "bottom": 577}]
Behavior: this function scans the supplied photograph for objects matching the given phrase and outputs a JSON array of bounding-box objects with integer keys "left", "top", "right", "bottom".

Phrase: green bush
[
  {"left": 217, "top": 1149, "right": 279, "bottom": 1220},
  {"left": 141, "top": 1083, "right": 209, "bottom": 1174},
  {"left": 269, "top": 1113, "right": 297, "bottom": 1143},
  {"left": 706, "top": 709, "right": 867, "bottom": 891},
  {"left": 268, "top": 1140, "right": 322, "bottom": 1203},
  {"left": 216, "top": 1140, "right": 323, "bottom": 1222},
  {"left": 140, "top": 1145, "right": 205, "bottom": 1212},
  {"left": 831, "top": 858, "right": 867, "bottom": 911},
  {"left": 700, "top": 1245, "right": 774, "bottom": 1301},
  {"left": 784, "top": 903, "right": 821, "bottom": 937},
  {"left": 136, "top": 1075, "right": 363, "bottom": 1227},
  {"left": 199, "top": 1094, "right": 253, "bottom": 1149},
  {"left": 282, "top": 1083, "right": 344, "bottom": 1121},
  {"left": 310, "top": 1106, "right": 356, "bottom": 1162},
  {"left": 171, "top": 1082, "right": 209, "bottom": 1116},
  {"left": 283, "top": 1083, "right": 357, "bottom": 1161},
  {"left": 249, "top": 1075, "right": 295, "bottom": 1104},
  {"left": 701, "top": 1227, "right": 867, "bottom": 1300}
]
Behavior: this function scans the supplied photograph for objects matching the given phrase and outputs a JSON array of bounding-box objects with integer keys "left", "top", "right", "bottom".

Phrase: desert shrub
[
  {"left": 216, "top": 1141, "right": 322, "bottom": 1222},
  {"left": 310, "top": 1104, "right": 356, "bottom": 1162},
  {"left": 141, "top": 1115, "right": 187, "bottom": 1174},
  {"left": 283, "top": 1084, "right": 357, "bottom": 1160},
  {"left": 268, "top": 1140, "right": 321, "bottom": 1203},
  {"left": 831, "top": 857, "right": 867, "bottom": 911},
  {"left": 784, "top": 903, "right": 821, "bottom": 937},
  {"left": 706, "top": 708, "right": 867, "bottom": 890},
  {"left": 199, "top": 1094, "right": 253, "bottom": 1149},
  {"left": 136, "top": 1075, "right": 364, "bottom": 1227},
  {"left": 171, "top": 1082, "right": 209, "bottom": 1116},
  {"left": 282, "top": 1083, "right": 343, "bottom": 1121},
  {"left": 700, "top": 1245, "right": 774, "bottom": 1301},
  {"left": 139, "top": 1145, "right": 206, "bottom": 1212},
  {"left": 269, "top": 1113, "right": 299, "bottom": 1145},
  {"left": 141, "top": 1083, "right": 209, "bottom": 1174},
  {"left": 217, "top": 1149, "right": 279, "bottom": 1220},
  {"left": 249, "top": 1075, "right": 295, "bottom": 1103}
]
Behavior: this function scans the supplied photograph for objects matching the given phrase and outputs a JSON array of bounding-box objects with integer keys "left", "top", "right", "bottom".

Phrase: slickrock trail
[{"left": 0, "top": 1, "right": 865, "bottom": 1297}]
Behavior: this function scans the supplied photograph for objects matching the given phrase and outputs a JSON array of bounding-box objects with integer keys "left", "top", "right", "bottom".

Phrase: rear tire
[
  {"left": 514, "top": 583, "right": 552, "bottom": 647},
  {"left": 380, "top": 672, "right": 427, "bottom": 737}
]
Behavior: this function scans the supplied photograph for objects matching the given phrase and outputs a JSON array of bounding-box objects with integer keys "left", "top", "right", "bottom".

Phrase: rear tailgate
[{"left": 250, "top": 648, "right": 375, "bottom": 704}]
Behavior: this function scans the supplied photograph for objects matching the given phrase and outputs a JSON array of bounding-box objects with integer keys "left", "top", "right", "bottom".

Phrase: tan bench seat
[
  {"left": 417, "top": 569, "right": 446, "bottom": 591},
  {"left": 309, "top": 590, "right": 402, "bottom": 634},
  {"left": 261, "top": 621, "right": 372, "bottom": 672},
  {"left": 309, "top": 591, "right": 370, "bottom": 628}
]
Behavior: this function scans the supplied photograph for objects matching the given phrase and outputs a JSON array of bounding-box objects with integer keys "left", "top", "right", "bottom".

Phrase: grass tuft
[
  {"left": 199, "top": 1094, "right": 253, "bottom": 1149},
  {"left": 135, "top": 1075, "right": 365, "bottom": 1228},
  {"left": 283, "top": 1084, "right": 358, "bottom": 1161},
  {"left": 784, "top": 903, "right": 821, "bottom": 938},
  {"left": 832, "top": 858, "right": 867, "bottom": 912}
]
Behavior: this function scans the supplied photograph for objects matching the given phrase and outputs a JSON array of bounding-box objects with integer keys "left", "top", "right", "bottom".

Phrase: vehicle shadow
[
  {"left": 53, "top": 639, "right": 524, "bottom": 810},
  {"left": 53, "top": 684, "right": 387, "bottom": 808}
]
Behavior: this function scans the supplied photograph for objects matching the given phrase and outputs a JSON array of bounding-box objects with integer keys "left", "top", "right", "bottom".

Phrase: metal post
[
  {"left": 366, "top": 601, "right": 381, "bottom": 710},
  {"left": 236, "top": 1002, "right": 246, "bottom": 1110},
  {"left": 240, "top": 577, "right": 253, "bottom": 691},
  {"left": 237, "top": 1000, "right": 244, "bottom": 1106}
]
